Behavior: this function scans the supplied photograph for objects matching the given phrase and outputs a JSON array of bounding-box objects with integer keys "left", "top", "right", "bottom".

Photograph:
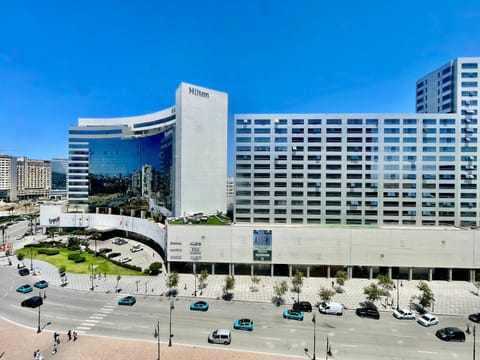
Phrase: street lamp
[
  {"left": 155, "top": 320, "right": 161, "bottom": 360},
  {"left": 473, "top": 324, "right": 476, "bottom": 360},
  {"left": 90, "top": 264, "right": 95, "bottom": 291},
  {"left": 169, "top": 300, "right": 175, "bottom": 346},
  {"left": 304, "top": 314, "right": 317, "bottom": 360},
  {"left": 396, "top": 275, "right": 400, "bottom": 310},
  {"left": 194, "top": 272, "right": 197, "bottom": 297},
  {"left": 30, "top": 246, "right": 33, "bottom": 271}
]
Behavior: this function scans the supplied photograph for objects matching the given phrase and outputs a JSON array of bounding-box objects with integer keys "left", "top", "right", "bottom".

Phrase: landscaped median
[{"left": 15, "top": 242, "right": 145, "bottom": 276}]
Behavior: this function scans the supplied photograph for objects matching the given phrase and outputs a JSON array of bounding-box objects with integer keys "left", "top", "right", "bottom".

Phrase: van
[
  {"left": 208, "top": 328, "right": 231, "bottom": 345},
  {"left": 293, "top": 301, "right": 313, "bottom": 312},
  {"left": 319, "top": 301, "right": 343, "bottom": 315}
]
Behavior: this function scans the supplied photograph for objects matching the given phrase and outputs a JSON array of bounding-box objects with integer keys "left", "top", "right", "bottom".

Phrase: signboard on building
[{"left": 253, "top": 229, "right": 272, "bottom": 261}]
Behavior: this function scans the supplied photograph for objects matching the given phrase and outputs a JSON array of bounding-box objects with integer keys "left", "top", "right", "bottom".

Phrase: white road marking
[
  {"left": 340, "top": 344, "right": 359, "bottom": 348},
  {"left": 262, "top": 337, "right": 281, "bottom": 341},
  {"left": 76, "top": 326, "right": 91, "bottom": 330},
  {"left": 417, "top": 350, "right": 438, "bottom": 354}
]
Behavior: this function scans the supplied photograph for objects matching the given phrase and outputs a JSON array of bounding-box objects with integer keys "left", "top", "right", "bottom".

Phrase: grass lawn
[{"left": 15, "top": 247, "right": 144, "bottom": 276}]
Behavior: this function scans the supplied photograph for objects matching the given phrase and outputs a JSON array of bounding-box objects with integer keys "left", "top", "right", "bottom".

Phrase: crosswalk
[{"left": 75, "top": 302, "right": 117, "bottom": 334}]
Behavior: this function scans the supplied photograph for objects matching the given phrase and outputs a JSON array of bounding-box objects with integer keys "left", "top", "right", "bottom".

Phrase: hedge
[
  {"left": 74, "top": 257, "right": 86, "bottom": 263},
  {"left": 37, "top": 248, "right": 59, "bottom": 256}
]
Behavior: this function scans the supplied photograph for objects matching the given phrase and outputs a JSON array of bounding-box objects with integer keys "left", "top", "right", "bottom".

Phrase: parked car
[
  {"left": 417, "top": 313, "right": 439, "bottom": 327},
  {"left": 233, "top": 318, "right": 254, "bottom": 331},
  {"left": 435, "top": 327, "right": 465, "bottom": 342},
  {"left": 16, "top": 284, "right": 33, "bottom": 294},
  {"left": 283, "top": 309, "right": 304, "bottom": 321},
  {"left": 356, "top": 306, "right": 380, "bottom": 319},
  {"left": 33, "top": 280, "right": 49, "bottom": 289},
  {"left": 99, "top": 248, "right": 112, "bottom": 254},
  {"left": 130, "top": 245, "right": 143, "bottom": 253},
  {"left": 208, "top": 328, "right": 231, "bottom": 345},
  {"left": 469, "top": 313, "right": 480, "bottom": 323},
  {"left": 293, "top": 301, "right": 313, "bottom": 313},
  {"left": 393, "top": 308, "right": 416, "bottom": 320},
  {"left": 21, "top": 295, "right": 43, "bottom": 308},
  {"left": 119, "top": 257, "right": 132, "bottom": 264},
  {"left": 112, "top": 238, "right": 128, "bottom": 245},
  {"left": 319, "top": 301, "right": 343, "bottom": 315},
  {"left": 190, "top": 301, "right": 209, "bottom": 311},
  {"left": 18, "top": 267, "right": 30, "bottom": 276},
  {"left": 118, "top": 296, "right": 136, "bottom": 306},
  {"left": 107, "top": 252, "right": 121, "bottom": 259}
]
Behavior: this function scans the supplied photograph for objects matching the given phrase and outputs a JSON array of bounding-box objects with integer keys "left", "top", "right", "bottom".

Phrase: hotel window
[
  {"left": 462, "top": 63, "right": 478, "bottom": 69},
  {"left": 292, "top": 119, "right": 304, "bottom": 125}
]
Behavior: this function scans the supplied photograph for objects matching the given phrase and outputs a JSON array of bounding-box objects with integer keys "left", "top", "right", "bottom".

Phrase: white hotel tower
[{"left": 234, "top": 57, "right": 480, "bottom": 227}]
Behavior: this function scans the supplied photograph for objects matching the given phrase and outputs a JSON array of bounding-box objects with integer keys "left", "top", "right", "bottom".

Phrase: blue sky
[{"left": 1, "top": 0, "right": 480, "bottom": 176}]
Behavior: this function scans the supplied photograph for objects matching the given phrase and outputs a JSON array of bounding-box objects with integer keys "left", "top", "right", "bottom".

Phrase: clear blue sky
[{"left": 1, "top": 0, "right": 480, "bottom": 176}]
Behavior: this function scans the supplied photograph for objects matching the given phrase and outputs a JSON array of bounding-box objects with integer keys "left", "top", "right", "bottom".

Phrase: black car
[
  {"left": 107, "top": 252, "right": 121, "bottom": 259},
  {"left": 21, "top": 295, "right": 43, "bottom": 308},
  {"left": 435, "top": 327, "right": 466, "bottom": 342},
  {"left": 293, "top": 301, "right": 313, "bottom": 312},
  {"left": 469, "top": 313, "right": 480, "bottom": 323},
  {"left": 356, "top": 307, "right": 380, "bottom": 319},
  {"left": 99, "top": 248, "right": 112, "bottom": 254},
  {"left": 18, "top": 267, "right": 30, "bottom": 276}
]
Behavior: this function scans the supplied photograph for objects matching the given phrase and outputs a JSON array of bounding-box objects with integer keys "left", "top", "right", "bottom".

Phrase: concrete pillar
[
  {"left": 96, "top": 207, "right": 100, "bottom": 214},
  {"left": 428, "top": 268, "right": 433, "bottom": 281},
  {"left": 347, "top": 266, "right": 353, "bottom": 279},
  {"left": 448, "top": 268, "right": 453, "bottom": 282},
  {"left": 369, "top": 267, "right": 373, "bottom": 280},
  {"left": 231, "top": 264, "right": 235, "bottom": 276},
  {"left": 289, "top": 265, "right": 292, "bottom": 277},
  {"left": 307, "top": 266, "right": 310, "bottom": 278},
  {"left": 211, "top": 264, "right": 215, "bottom": 275},
  {"left": 408, "top": 267, "right": 413, "bottom": 281},
  {"left": 108, "top": 207, "right": 112, "bottom": 215},
  {"left": 167, "top": 262, "right": 171, "bottom": 273},
  {"left": 271, "top": 264, "right": 274, "bottom": 277},
  {"left": 141, "top": 210, "right": 146, "bottom": 219},
  {"left": 327, "top": 266, "right": 331, "bottom": 279},
  {"left": 120, "top": 208, "right": 124, "bottom": 215},
  {"left": 251, "top": 265, "right": 254, "bottom": 277},
  {"left": 130, "top": 209, "right": 135, "bottom": 217},
  {"left": 193, "top": 263, "right": 197, "bottom": 274},
  {"left": 388, "top": 267, "right": 392, "bottom": 279},
  {"left": 470, "top": 269, "right": 475, "bottom": 282}
]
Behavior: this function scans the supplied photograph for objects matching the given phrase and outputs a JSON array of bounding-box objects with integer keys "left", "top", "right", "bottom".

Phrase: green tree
[
  {"left": 223, "top": 275, "right": 235, "bottom": 296},
  {"left": 363, "top": 283, "right": 383, "bottom": 303},
  {"left": 336, "top": 270, "right": 348, "bottom": 286},
  {"left": 273, "top": 280, "right": 289, "bottom": 303},
  {"left": 417, "top": 281, "right": 435, "bottom": 310},
  {"left": 58, "top": 264, "right": 66, "bottom": 276},
  {"left": 377, "top": 274, "right": 394, "bottom": 302},
  {"left": 199, "top": 269, "right": 209, "bottom": 289},
  {"left": 291, "top": 270, "right": 304, "bottom": 302},
  {"left": 149, "top": 262, "right": 163, "bottom": 275},
  {"left": 250, "top": 275, "right": 261, "bottom": 292},
  {"left": 89, "top": 231, "right": 102, "bottom": 256},
  {"left": 319, "top": 286, "right": 336, "bottom": 302},
  {"left": 166, "top": 271, "right": 179, "bottom": 294}
]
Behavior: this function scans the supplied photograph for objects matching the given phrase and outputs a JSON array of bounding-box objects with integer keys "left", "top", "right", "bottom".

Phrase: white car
[
  {"left": 393, "top": 308, "right": 416, "bottom": 320},
  {"left": 119, "top": 257, "right": 132, "bottom": 264},
  {"left": 417, "top": 313, "right": 439, "bottom": 327},
  {"left": 130, "top": 245, "right": 143, "bottom": 253}
]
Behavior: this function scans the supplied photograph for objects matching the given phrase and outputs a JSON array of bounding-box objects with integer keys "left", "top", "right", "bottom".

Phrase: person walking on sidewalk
[
  {"left": 67, "top": 329, "right": 72, "bottom": 341},
  {"left": 73, "top": 330, "right": 78, "bottom": 341}
]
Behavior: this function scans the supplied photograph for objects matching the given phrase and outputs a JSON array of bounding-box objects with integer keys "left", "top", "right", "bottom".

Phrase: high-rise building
[
  {"left": 68, "top": 83, "right": 227, "bottom": 217},
  {"left": 234, "top": 58, "right": 480, "bottom": 227},
  {"left": 50, "top": 158, "right": 68, "bottom": 200},
  {"left": 0, "top": 155, "right": 17, "bottom": 201},
  {"left": 16, "top": 157, "right": 51, "bottom": 200}
]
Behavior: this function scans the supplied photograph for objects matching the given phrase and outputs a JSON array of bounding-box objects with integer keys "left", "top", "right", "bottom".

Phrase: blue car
[
  {"left": 283, "top": 309, "right": 304, "bottom": 321},
  {"left": 118, "top": 296, "right": 136, "bottom": 306},
  {"left": 33, "top": 280, "right": 49, "bottom": 289},
  {"left": 190, "top": 300, "right": 209, "bottom": 311},
  {"left": 233, "top": 318, "right": 254, "bottom": 331},
  {"left": 16, "top": 284, "right": 33, "bottom": 294}
]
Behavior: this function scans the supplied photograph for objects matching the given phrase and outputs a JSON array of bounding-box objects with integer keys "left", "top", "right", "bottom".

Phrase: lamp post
[
  {"left": 37, "top": 304, "right": 42, "bottom": 333},
  {"left": 90, "top": 264, "right": 95, "bottom": 291},
  {"left": 155, "top": 320, "right": 160, "bottom": 360},
  {"left": 396, "top": 275, "right": 400, "bottom": 310},
  {"left": 304, "top": 314, "right": 317, "bottom": 360},
  {"left": 30, "top": 246, "right": 33, "bottom": 271},
  {"left": 194, "top": 272, "right": 197, "bottom": 297},
  {"left": 473, "top": 324, "right": 476, "bottom": 360},
  {"left": 169, "top": 300, "right": 174, "bottom": 346}
]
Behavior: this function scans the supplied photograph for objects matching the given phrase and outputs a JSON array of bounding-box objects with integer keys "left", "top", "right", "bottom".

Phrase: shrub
[
  {"left": 68, "top": 253, "right": 82, "bottom": 261},
  {"left": 74, "top": 257, "right": 86, "bottom": 263},
  {"left": 37, "top": 248, "right": 59, "bottom": 256}
]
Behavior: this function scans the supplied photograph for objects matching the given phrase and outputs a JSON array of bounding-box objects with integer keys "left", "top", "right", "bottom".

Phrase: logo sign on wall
[{"left": 253, "top": 230, "right": 272, "bottom": 261}]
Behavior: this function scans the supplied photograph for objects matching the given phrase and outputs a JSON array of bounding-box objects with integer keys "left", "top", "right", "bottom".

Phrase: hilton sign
[{"left": 189, "top": 87, "right": 209, "bottom": 99}]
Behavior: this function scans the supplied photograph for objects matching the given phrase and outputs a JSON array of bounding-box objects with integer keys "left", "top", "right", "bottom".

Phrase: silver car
[{"left": 417, "top": 313, "right": 439, "bottom": 327}]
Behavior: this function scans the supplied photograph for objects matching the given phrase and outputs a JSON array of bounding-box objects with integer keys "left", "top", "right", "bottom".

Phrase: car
[
  {"left": 283, "top": 309, "right": 304, "bottom": 321},
  {"left": 435, "top": 327, "right": 465, "bottom": 342},
  {"left": 417, "top": 313, "right": 439, "bottom": 327},
  {"left": 393, "top": 308, "right": 416, "bottom": 320},
  {"left": 130, "top": 245, "right": 143, "bottom": 253},
  {"left": 293, "top": 301, "right": 312, "bottom": 313},
  {"left": 98, "top": 248, "right": 112, "bottom": 254},
  {"left": 107, "top": 252, "right": 121, "bottom": 259},
  {"left": 233, "top": 318, "right": 254, "bottom": 331},
  {"left": 33, "top": 280, "right": 49, "bottom": 289},
  {"left": 118, "top": 296, "right": 136, "bottom": 306},
  {"left": 469, "top": 313, "right": 480, "bottom": 323},
  {"left": 16, "top": 284, "right": 33, "bottom": 294},
  {"left": 21, "top": 295, "right": 43, "bottom": 308},
  {"left": 18, "top": 267, "right": 30, "bottom": 276},
  {"left": 119, "top": 257, "right": 132, "bottom": 263},
  {"left": 112, "top": 238, "right": 128, "bottom": 245},
  {"left": 208, "top": 328, "right": 231, "bottom": 345},
  {"left": 190, "top": 301, "right": 209, "bottom": 311},
  {"left": 356, "top": 307, "right": 380, "bottom": 319},
  {"left": 319, "top": 301, "right": 343, "bottom": 315}
]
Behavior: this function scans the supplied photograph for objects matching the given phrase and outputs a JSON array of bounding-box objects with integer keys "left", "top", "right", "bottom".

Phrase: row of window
[
  {"left": 237, "top": 154, "right": 476, "bottom": 161},
  {"left": 237, "top": 136, "right": 478, "bottom": 144},
  {"left": 238, "top": 127, "right": 478, "bottom": 135},
  {"left": 236, "top": 145, "right": 478, "bottom": 153},
  {"left": 236, "top": 118, "right": 466, "bottom": 126},
  {"left": 236, "top": 199, "right": 475, "bottom": 207}
]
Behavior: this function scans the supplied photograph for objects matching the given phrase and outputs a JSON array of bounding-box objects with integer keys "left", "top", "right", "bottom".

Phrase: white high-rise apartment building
[
  {"left": 0, "top": 155, "right": 17, "bottom": 201},
  {"left": 234, "top": 58, "right": 480, "bottom": 227}
]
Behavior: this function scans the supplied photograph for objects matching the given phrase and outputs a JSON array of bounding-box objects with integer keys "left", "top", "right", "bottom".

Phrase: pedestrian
[
  {"left": 331, "top": 280, "right": 334, "bottom": 288},
  {"left": 53, "top": 331, "right": 59, "bottom": 343},
  {"left": 73, "top": 330, "right": 78, "bottom": 341},
  {"left": 67, "top": 329, "right": 72, "bottom": 341},
  {"left": 52, "top": 343, "right": 57, "bottom": 355}
]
